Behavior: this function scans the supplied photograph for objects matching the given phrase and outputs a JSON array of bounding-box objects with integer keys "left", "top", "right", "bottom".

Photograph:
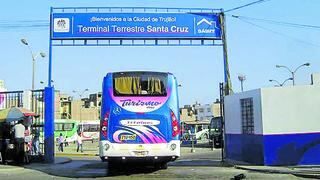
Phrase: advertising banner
[{"left": 51, "top": 13, "right": 221, "bottom": 39}]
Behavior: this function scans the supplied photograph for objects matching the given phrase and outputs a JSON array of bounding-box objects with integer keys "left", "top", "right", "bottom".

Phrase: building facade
[{"left": 225, "top": 75, "right": 320, "bottom": 165}]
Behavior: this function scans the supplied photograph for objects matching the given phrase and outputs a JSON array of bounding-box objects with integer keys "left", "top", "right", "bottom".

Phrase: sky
[{"left": 0, "top": 0, "right": 319, "bottom": 106}]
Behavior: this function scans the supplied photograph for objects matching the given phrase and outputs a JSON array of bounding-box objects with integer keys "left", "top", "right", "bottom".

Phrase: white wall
[
  {"left": 225, "top": 89, "right": 263, "bottom": 134},
  {"left": 23, "top": 90, "right": 32, "bottom": 110},
  {"left": 0, "top": 82, "right": 7, "bottom": 110},
  {"left": 261, "top": 85, "right": 320, "bottom": 134}
]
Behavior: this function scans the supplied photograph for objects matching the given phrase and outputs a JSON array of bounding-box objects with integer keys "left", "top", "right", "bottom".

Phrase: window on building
[
  {"left": 207, "top": 108, "right": 211, "bottom": 112},
  {"left": 240, "top": 98, "right": 254, "bottom": 134},
  {"left": 199, "top": 108, "right": 204, "bottom": 113}
]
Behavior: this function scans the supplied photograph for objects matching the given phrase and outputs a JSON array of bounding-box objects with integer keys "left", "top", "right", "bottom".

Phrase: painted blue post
[
  {"left": 44, "top": 7, "right": 55, "bottom": 163},
  {"left": 49, "top": 7, "right": 53, "bottom": 88},
  {"left": 44, "top": 87, "right": 54, "bottom": 163}
]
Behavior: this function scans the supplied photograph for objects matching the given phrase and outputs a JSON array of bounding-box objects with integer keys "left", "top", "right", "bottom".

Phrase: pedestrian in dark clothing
[
  {"left": 64, "top": 136, "right": 69, "bottom": 147},
  {"left": 13, "top": 120, "right": 25, "bottom": 165},
  {"left": 32, "top": 128, "right": 40, "bottom": 155},
  {"left": 1, "top": 124, "right": 10, "bottom": 164}
]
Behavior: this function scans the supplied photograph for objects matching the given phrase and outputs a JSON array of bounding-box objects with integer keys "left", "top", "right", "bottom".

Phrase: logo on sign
[
  {"left": 120, "top": 99, "right": 161, "bottom": 109},
  {"left": 195, "top": 18, "right": 219, "bottom": 34},
  {"left": 113, "top": 106, "right": 121, "bottom": 115},
  {"left": 53, "top": 18, "right": 70, "bottom": 32}
]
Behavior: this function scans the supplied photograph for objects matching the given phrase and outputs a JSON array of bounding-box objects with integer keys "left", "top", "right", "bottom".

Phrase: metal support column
[
  {"left": 44, "top": 7, "right": 55, "bottom": 163},
  {"left": 219, "top": 83, "right": 226, "bottom": 162},
  {"left": 44, "top": 87, "right": 54, "bottom": 163}
]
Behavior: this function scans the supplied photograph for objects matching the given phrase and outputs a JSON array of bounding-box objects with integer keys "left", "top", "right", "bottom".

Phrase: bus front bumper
[{"left": 99, "top": 140, "right": 180, "bottom": 161}]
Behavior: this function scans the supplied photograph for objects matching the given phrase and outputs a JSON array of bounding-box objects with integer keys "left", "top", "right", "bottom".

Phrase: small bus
[
  {"left": 53, "top": 119, "right": 79, "bottom": 142},
  {"left": 78, "top": 121, "right": 100, "bottom": 142},
  {"left": 36, "top": 119, "right": 79, "bottom": 143},
  {"left": 99, "top": 71, "right": 180, "bottom": 169}
]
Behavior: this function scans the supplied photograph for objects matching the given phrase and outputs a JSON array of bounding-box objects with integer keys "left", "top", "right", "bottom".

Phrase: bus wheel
[
  {"left": 160, "top": 163, "right": 168, "bottom": 169},
  {"left": 154, "top": 162, "right": 168, "bottom": 170},
  {"left": 107, "top": 161, "right": 117, "bottom": 169}
]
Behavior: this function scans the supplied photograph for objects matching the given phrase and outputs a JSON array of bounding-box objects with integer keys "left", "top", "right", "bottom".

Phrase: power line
[
  {"left": 224, "top": 0, "right": 271, "bottom": 13},
  {"left": 0, "top": 20, "right": 49, "bottom": 31},
  {"left": 234, "top": 17, "right": 319, "bottom": 47},
  {"left": 231, "top": 15, "right": 320, "bottom": 30}
]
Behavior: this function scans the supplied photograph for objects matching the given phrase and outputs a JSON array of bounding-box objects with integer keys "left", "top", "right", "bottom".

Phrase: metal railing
[
  {"left": 0, "top": 90, "right": 23, "bottom": 108},
  {"left": 0, "top": 89, "right": 45, "bottom": 159}
]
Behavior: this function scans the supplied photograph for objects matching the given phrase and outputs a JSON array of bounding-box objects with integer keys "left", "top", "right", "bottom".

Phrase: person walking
[
  {"left": 76, "top": 132, "right": 83, "bottom": 153},
  {"left": 57, "top": 133, "right": 64, "bottom": 152},
  {"left": 13, "top": 120, "right": 25, "bottom": 165},
  {"left": 64, "top": 136, "right": 69, "bottom": 147},
  {"left": 32, "top": 128, "right": 40, "bottom": 155}
]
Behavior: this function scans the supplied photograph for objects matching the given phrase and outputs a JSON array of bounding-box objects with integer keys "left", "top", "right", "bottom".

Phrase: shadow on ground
[
  {"left": 21, "top": 157, "right": 228, "bottom": 178},
  {"left": 23, "top": 160, "right": 173, "bottom": 178}
]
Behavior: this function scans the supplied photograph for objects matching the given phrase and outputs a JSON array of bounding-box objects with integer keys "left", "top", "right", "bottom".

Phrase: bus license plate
[{"left": 134, "top": 151, "right": 148, "bottom": 157}]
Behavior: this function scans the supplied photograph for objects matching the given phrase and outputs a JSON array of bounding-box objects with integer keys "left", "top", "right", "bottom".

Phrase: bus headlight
[
  {"left": 105, "top": 143, "right": 110, "bottom": 151},
  {"left": 170, "top": 144, "right": 176, "bottom": 151}
]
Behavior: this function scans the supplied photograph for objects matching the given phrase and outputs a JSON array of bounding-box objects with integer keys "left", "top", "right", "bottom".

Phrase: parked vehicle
[
  {"left": 180, "top": 121, "right": 210, "bottom": 141},
  {"left": 78, "top": 121, "right": 100, "bottom": 142},
  {"left": 209, "top": 117, "right": 222, "bottom": 148},
  {"left": 35, "top": 119, "right": 79, "bottom": 143}
]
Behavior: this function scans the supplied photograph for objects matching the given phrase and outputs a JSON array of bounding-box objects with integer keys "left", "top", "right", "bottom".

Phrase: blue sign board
[{"left": 51, "top": 13, "right": 221, "bottom": 39}]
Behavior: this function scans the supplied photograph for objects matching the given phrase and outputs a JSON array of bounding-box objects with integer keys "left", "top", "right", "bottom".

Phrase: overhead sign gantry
[{"left": 44, "top": 7, "right": 231, "bottom": 163}]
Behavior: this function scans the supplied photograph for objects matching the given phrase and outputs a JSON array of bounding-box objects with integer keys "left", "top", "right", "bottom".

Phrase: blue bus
[{"left": 99, "top": 71, "right": 180, "bottom": 169}]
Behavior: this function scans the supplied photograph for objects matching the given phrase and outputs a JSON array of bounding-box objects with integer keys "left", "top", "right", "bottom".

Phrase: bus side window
[{"left": 55, "top": 123, "right": 63, "bottom": 131}]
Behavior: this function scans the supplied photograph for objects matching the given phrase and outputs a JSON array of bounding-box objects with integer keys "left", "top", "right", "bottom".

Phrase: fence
[{"left": 0, "top": 89, "right": 45, "bottom": 158}]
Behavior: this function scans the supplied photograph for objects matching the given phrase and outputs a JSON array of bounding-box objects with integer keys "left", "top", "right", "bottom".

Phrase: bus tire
[
  {"left": 160, "top": 163, "right": 168, "bottom": 169},
  {"left": 107, "top": 161, "right": 117, "bottom": 169},
  {"left": 100, "top": 157, "right": 107, "bottom": 162},
  {"left": 154, "top": 162, "right": 168, "bottom": 170}
]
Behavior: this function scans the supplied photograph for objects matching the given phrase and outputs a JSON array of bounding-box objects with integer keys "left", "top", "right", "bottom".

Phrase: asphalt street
[{"left": 0, "top": 142, "right": 304, "bottom": 179}]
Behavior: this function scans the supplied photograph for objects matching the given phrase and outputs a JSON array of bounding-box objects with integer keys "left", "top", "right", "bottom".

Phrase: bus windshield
[
  {"left": 210, "top": 118, "right": 222, "bottom": 130},
  {"left": 113, "top": 72, "right": 167, "bottom": 96}
]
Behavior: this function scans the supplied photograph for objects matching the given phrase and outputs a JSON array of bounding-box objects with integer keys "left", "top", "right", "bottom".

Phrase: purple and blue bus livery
[{"left": 99, "top": 71, "right": 180, "bottom": 169}]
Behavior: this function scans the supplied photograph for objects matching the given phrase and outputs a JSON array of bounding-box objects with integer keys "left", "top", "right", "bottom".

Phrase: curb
[
  {"left": 235, "top": 165, "right": 291, "bottom": 174},
  {"left": 55, "top": 153, "right": 98, "bottom": 157},
  {"left": 235, "top": 165, "right": 320, "bottom": 179},
  {"left": 0, "top": 165, "right": 24, "bottom": 171},
  {"left": 292, "top": 172, "right": 320, "bottom": 179},
  {"left": 169, "top": 159, "right": 232, "bottom": 167}
]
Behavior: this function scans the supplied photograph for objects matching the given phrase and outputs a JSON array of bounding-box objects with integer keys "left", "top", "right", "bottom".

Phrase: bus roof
[{"left": 107, "top": 71, "right": 173, "bottom": 76}]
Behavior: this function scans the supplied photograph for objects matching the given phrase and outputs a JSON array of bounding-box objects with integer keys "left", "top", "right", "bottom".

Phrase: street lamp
[
  {"left": 269, "top": 78, "right": 293, "bottom": 87},
  {"left": 21, "top": 38, "right": 46, "bottom": 90},
  {"left": 238, "top": 74, "right": 246, "bottom": 92},
  {"left": 275, "top": 63, "right": 310, "bottom": 86},
  {"left": 73, "top": 89, "right": 89, "bottom": 131},
  {"left": 40, "top": 80, "right": 54, "bottom": 86}
]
